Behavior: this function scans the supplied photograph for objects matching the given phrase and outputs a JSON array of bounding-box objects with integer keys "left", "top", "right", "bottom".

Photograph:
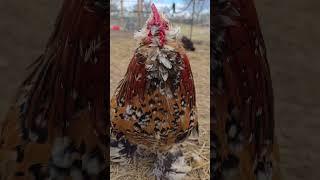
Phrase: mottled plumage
[{"left": 110, "top": 4, "right": 198, "bottom": 179}]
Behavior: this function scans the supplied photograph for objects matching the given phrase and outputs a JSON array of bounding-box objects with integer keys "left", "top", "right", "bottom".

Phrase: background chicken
[
  {"left": 110, "top": 4, "right": 199, "bottom": 180},
  {"left": 0, "top": 0, "right": 108, "bottom": 179}
]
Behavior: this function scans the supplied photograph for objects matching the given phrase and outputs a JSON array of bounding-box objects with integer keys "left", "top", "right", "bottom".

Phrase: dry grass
[{"left": 110, "top": 23, "right": 210, "bottom": 179}]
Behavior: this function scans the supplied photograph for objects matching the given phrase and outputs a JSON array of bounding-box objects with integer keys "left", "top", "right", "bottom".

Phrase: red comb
[
  {"left": 151, "top": 3, "right": 160, "bottom": 23},
  {"left": 147, "top": 3, "right": 168, "bottom": 47}
]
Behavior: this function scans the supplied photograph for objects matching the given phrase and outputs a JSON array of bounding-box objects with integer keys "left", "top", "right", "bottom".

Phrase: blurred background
[
  {"left": 255, "top": 1, "right": 320, "bottom": 180},
  {"left": 0, "top": 0, "right": 63, "bottom": 121},
  {"left": 110, "top": 0, "right": 210, "bottom": 34},
  {"left": 110, "top": 0, "right": 210, "bottom": 179}
]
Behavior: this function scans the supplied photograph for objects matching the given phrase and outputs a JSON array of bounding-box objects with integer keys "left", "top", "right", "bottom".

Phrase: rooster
[
  {"left": 0, "top": 0, "right": 108, "bottom": 179},
  {"left": 110, "top": 4, "right": 198, "bottom": 180}
]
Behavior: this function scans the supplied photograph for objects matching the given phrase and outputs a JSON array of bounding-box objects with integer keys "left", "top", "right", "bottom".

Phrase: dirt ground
[{"left": 0, "top": 0, "right": 320, "bottom": 180}]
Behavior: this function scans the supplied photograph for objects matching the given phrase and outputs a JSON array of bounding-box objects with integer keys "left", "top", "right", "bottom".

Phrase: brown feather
[{"left": 0, "top": 0, "right": 108, "bottom": 179}]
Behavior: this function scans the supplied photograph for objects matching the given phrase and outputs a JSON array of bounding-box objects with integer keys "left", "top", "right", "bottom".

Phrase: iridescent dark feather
[{"left": 16, "top": 0, "right": 108, "bottom": 144}]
